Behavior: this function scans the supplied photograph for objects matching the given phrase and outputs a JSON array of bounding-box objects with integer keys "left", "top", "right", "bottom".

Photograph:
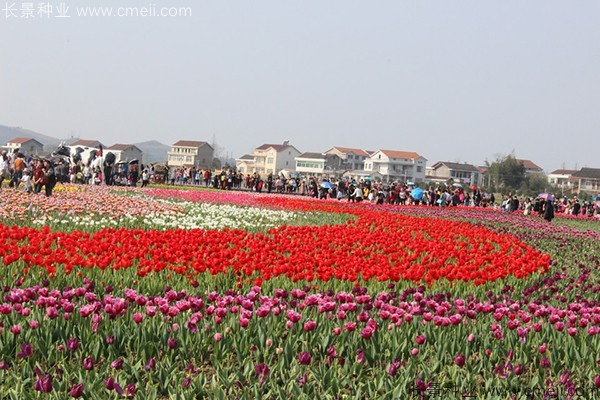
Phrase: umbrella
[
  {"left": 411, "top": 187, "right": 424, "bottom": 200},
  {"left": 452, "top": 183, "right": 463, "bottom": 188},
  {"left": 538, "top": 193, "right": 554, "bottom": 201},
  {"left": 320, "top": 181, "right": 333, "bottom": 189},
  {"left": 470, "top": 185, "right": 478, "bottom": 191},
  {"left": 363, "top": 176, "right": 373, "bottom": 181},
  {"left": 128, "top": 159, "right": 139, "bottom": 165},
  {"left": 407, "top": 181, "right": 415, "bottom": 186}
]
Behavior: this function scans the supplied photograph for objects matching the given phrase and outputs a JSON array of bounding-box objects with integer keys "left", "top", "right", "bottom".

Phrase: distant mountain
[
  {"left": 0, "top": 125, "right": 63, "bottom": 151},
  {"left": 135, "top": 140, "right": 169, "bottom": 164}
]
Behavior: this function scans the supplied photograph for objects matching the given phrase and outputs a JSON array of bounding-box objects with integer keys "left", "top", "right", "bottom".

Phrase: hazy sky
[{"left": 1, "top": 0, "right": 599, "bottom": 171}]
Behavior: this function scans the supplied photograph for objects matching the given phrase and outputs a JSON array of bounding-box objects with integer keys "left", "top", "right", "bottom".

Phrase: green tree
[
  {"left": 485, "top": 154, "right": 526, "bottom": 193},
  {"left": 519, "top": 173, "right": 552, "bottom": 196}
]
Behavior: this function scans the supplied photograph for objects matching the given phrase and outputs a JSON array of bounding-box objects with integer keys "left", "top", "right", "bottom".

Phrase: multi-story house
[
  {"left": 364, "top": 150, "right": 427, "bottom": 183},
  {"left": 323, "top": 147, "right": 370, "bottom": 171},
  {"left": 295, "top": 152, "right": 344, "bottom": 177},
  {"left": 248, "top": 141, "right": 301, "bottom": 176},
  {"left": 235, "top": 154, "right": 255, "bottom": 174},
  {"left": 547, "top": 169, "right": 577, "bottom": 192},
  {"left": 4, "top": 137, "right": 44, "bottom": 155},
  {"left": 571, "top": 168, "right": 600, "bottom": 195},
  {"left": 167, "top": 140, "right": 214, "bottom": 169},
  {"left": 107, "top": 144, "right": 144, "bottom": 164},
  {"left": 426, "top": 161, "right": 480, "bottom": 186}
]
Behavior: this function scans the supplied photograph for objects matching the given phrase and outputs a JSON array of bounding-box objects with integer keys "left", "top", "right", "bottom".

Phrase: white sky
[{"left": 1, "top": 0, "right": 599, "bottom": 171}]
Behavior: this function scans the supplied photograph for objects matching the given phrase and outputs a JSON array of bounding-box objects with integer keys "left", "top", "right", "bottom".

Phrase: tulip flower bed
[{"left": 0, "top": 186, "right": 599, "bottom": 399}]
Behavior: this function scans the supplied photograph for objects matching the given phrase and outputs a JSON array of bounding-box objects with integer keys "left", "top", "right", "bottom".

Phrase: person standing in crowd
[
  {"left": 544, "top": 198, "right": 555, "bottom": 222},
  {"left": 352, "top": 184, "right": 363, "bottom": 202},
  {"left": 141, "top": 168, "right": 150, "bottom": 188},
  {"left": 43, "top": 160, "right": 57, "bottom": 196},
  {"left": 20, "top": 169, "right": 33, "bottom": 193},
  {"left": 0, "top": 151, "right": 8, "bottom": 189},
  {"left": 11, "top": 152, "right": 25, "bottom": 189},
  {"left": 523, "top": 198, "right": 532, "bottom": 215},
  {"left": 572, "top": 197, "right": 581, "bottom": 217},
  {"left": 33, "top": 160, "right": 45, "bottom": 194}
]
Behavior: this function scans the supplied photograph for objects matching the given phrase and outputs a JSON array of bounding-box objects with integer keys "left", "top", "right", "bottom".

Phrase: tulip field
[{"left": 0, "top": 185, "right": 599, "bottom": 399}]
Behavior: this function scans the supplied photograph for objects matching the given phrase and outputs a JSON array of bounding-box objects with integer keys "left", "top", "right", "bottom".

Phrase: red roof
[
  {"left": 8, "top": 137, "right": 36, "bottom": 144},
  {"left": 330, "top": 147, "right": 369, "bottom": 157},
  {"left": 173, "top": 140, "right": 211, "bottom": 148},
  {"left": 378, "top": 150, "right": 423, "bottom": 160},
  {"left": 516, "top": 159, "right": 543, "bottom": 172}
]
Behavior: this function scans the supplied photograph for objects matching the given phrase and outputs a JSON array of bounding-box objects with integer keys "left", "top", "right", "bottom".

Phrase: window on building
[
  {"left": 267, "top": 158, "right": 274, "bottom": 164},
  {"left": 416, "top": 166, "right": 423, "bottom": 172}
]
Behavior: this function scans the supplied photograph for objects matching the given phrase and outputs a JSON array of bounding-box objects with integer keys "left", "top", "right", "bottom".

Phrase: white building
[
  {"left": 294, "top": 152, "right": 344, "bottom": 177},
  {"left": 364, "top": 150, "right": 427, "bottom": 183},
  {"left": 108, "top": 144, "right": 144, "bottom": 164},
  {"left": 247, "top": 141, "right": 301, "bottom": 176},
  {"left": 548, "top": 169, "right": 576, "bottom": 190},
  {"left": 167, "top": 140, "right": 214, "bottom": 169},
  {"left": 235, "top": 154, "right": 255, "bottom": 174},
  {"left": 426, "top": 161, "right": 481, "bottom": 186},
  {"left": 70, "top": 139, "right": 106, "bottom": 149},
  {"left": 4, "top": 137, "right": 44, "bottom": 155}
]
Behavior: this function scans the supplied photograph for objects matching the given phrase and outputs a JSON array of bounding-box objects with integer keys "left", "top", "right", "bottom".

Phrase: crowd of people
[
  {"left": 164, "top": 167, "right": 600, "bottom": 220},
  {"left": 3, "top": 149, "right": 599, "bottom": 221},
  {"left": 0, "top": 150, "right": 59, "bottom": 196},
  {"left": 0, "top": 148, "right": 154, "bottom": 196}
]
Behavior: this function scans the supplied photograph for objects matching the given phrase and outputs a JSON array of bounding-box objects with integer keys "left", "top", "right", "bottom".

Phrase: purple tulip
[
  {"left": 415, "top": 335, "right": 426, "bottom": 345},
  {"left": 594, "top": 375, "right": 600, "bottom": 389},
  {"left": 356, "top": 349, "right": 365, "bottom": 363},
  {"left": 82, "top": 357, "right": 94, "bottom": 371},
  {"left": 455, "top": 354, "right": 466, "bottom": 367},
  {"left": 66, "top": 337, "right": 79, "bottom": 351},
  {"left": 513, "top": 364, "right": 524, "bottom": 376},
  {"left": 538, "top": 343, "right": 547, "bottom": 354},
  {"left": 388, "top": 359, "right": 402, "bottom": 376},
  {"left": 303, "top": 321, "right": 317, "bottom": 332},
  {"left": 298, "top": 351, "right": 311, "bottom": 365},
  {"left": 167, "top": 338, "right": 177, "bottom": 349},
  {"left": 182, "top": 377, "right": 192, "bottom": 388},
  {"left": 126, "top": 383, "right": 135, "bottom": 397},
  {"left": 17, "top": 343, "right": 33, "bottom": 358},
  {"left": 104, "top": 377, "right": 115, "bottom": 390},
  {"left": 34, "top": 374, "right": 53, "bottom": 393},
  {"left": 0, "top": 361, "right": 9, "bottom": 370},
  {"left": 69, "top": 383, "right": 84, "bottom": 398},
  {"left": 540, "top": 358, "right": 551, "bottom": 368},
  {"left": 133, "top": 313, "right": 143, "bottom": 324},
  {"left": 145, "top": 357, "right": 156, "bottom": 371},
  {"left": 255, "top": 362, "right": 270, "bottom": 386},
  {"left": 110, "top": 358, "right": 124, "bottom": 370}
]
